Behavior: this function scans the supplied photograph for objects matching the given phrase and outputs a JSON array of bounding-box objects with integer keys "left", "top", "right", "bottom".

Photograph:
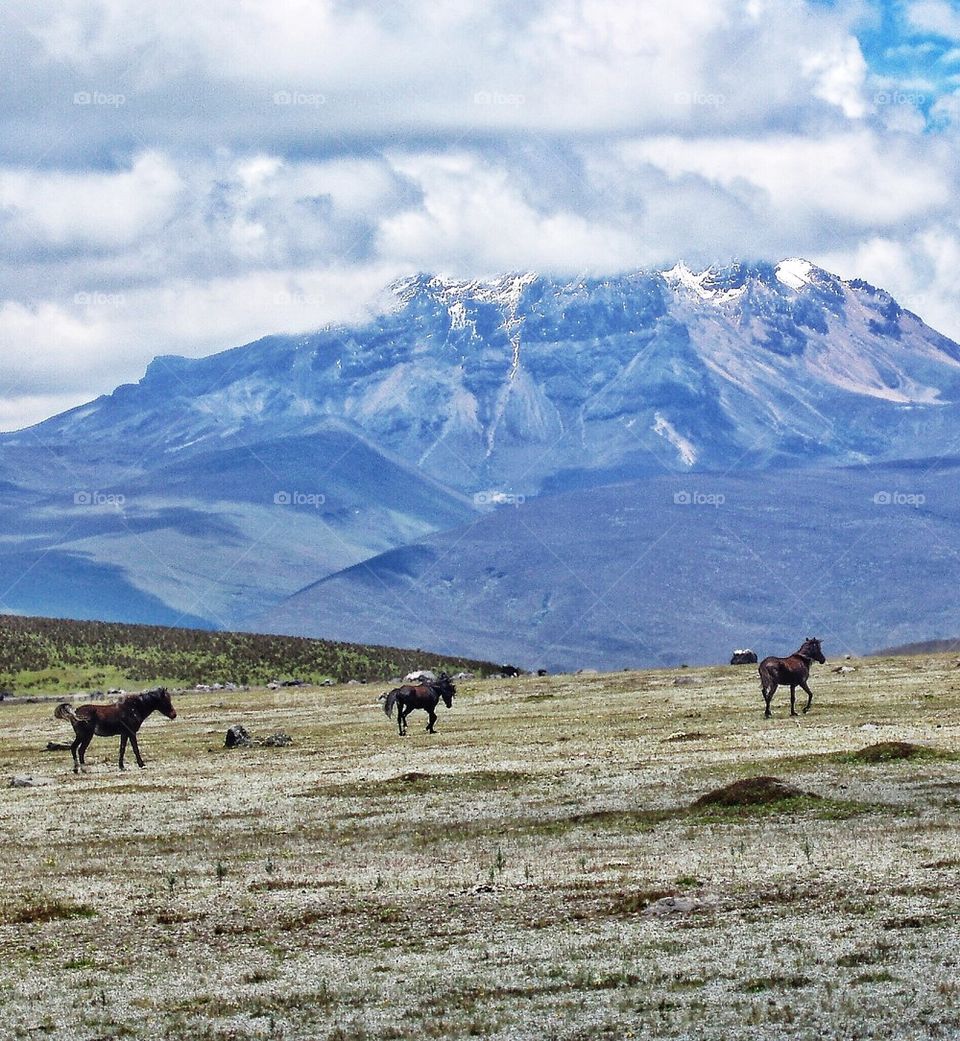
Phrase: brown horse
[
  {"left": 758, "top": 638, "right": 826, "bottom": 718},
  {"left": 54, "top": 687, "right": 177, "bottom": 773},
  {"left": 380, "top": 673, "right": 456, "bottom": 736}
]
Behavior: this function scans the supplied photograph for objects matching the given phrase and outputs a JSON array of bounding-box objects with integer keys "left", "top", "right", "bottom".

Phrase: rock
[
  {"left": 45, "top": 741, "right": 73, "bottom": 752},
  {"left": 404, "top": 670, "right": 436, "bottom": 683},
  {"left": 320, "top": 678, "right": 336, "bottom": 686},
  {"left": 9, "top": 775, "right": 50, "bottom": 788},
  {"left": 673, "top": 675, "right": 696, "bottom": 686},
  {"left": 262, "top": 733, "right": 293, "bottom": 747},
  {"left": 832, "top": 665, "right": 856, "bottom": 673},
  {"left": 642, "top": 894, "right": 716, "bottom": 918},
  {"left": 224, "top": 725, "right": 252, "bottom": 748}
]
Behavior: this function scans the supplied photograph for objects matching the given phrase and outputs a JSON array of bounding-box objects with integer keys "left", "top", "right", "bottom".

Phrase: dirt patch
[
  {"left": 692, "top": 776, "right": 815, "bottom": 808},
  {"left": 849, "top": 741, "right": 932, "bottom": 763},
  {"left": 663, "top": 731, "right": 709, "bottom": 743}
]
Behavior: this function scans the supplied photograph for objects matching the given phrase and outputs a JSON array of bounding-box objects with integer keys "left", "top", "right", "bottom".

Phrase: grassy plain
[{"left": 2, "top": 655, "right": 960, "bottom": 1040}]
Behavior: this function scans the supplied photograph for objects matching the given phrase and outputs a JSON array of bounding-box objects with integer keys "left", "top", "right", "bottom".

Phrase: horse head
[
  {"left": 800, "top": 637, "right": 826, "bottom": 664},
  {"left": 149, "top": 687, "right": 178, "bottom": 719},
  {"left": 434, "top": 673, "right": 456, "bottom": 708}
]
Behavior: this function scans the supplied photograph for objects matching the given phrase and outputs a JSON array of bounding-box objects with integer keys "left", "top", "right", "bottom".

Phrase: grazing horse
[
  {"left": 380, "top": 673, "right": 456, "bottom": 736},
  {"left": 758, "top": 638, "right": 826, "bottom": 718},
  {"left": 54, "top": 687, "right": 177, "bottom": 774}
]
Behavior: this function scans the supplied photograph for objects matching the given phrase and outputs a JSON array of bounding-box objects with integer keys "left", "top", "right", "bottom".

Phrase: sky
[{"left": 0, "top": 0, "right": 958, "bottom": 431}]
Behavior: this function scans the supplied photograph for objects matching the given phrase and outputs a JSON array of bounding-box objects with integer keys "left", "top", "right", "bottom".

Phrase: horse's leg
[
  {"left": 397, "top": 706, "right": 406, "bottom": 736},
  {"left": 77, "top": 734, "right": 93, "bottom": 773},
  {"left": 763, "top": 682, "right": 776, "bottom": 718},
  {"left": 119, "top": 734, "right": 128, "bottom": 770},
  {"left": 800, "top": 681, "right": 814, "bottom": 714},
  {"left": 789, "top": 685, "right": 798, "bottom": 716},
  {"left": 128, "top": 732, "right": 145, "bottom": 768},
  {"left": 70, "top": 733, "right": 82, "bottom": 774},
  {"left": 426, "top": 708, "right": 437, "bottom": 733}
]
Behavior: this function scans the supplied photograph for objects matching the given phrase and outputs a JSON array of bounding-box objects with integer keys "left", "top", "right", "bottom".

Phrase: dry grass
[{"left": 2, "top": 655, "right": 960, "bottom": 1039}]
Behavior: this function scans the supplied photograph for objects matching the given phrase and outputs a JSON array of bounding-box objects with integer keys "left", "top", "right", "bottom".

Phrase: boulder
[
  {"left": 224, "top": 725, "right": 253, "bottom": 748},
  {"left": 9, "top": 775, "right": 51, "bottom": 788}
]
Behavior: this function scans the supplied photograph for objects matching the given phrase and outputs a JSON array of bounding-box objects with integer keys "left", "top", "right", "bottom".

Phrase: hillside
[
  {"left": 0, "top": 614, "right": 507, "bottom": 694},
  {"left": 261, "top": 459, "right": 960, "bottom": 671},
  {"left": 2, "top": 260, "right": 960, "bottom": 665}
]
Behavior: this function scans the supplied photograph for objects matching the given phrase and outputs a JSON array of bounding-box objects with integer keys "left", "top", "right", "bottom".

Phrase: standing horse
[
  {"left": 380, "top": 673, "right": 456, "bottom": 736},
  {"left": 54, "top": 687, "right": 177, "bottom": 773},
  {"left": 758, "top": 638, "right": 826, "bottom": 718}
]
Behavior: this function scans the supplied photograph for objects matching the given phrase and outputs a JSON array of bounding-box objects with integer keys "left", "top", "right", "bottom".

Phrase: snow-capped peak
[
  {"left": 661, "top": 262, "right": 746, "bottom": 304},
  {"left": 775, "top": 258, "right": 815, "bottom": 291}
]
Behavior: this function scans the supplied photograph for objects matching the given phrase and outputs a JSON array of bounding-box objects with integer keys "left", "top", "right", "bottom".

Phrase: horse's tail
[
  {"left": 382, "top": 690, "right": 398, "bottom": 719},
  {"left": 54, "top": 702, "right": 80, "bottom": 724}
]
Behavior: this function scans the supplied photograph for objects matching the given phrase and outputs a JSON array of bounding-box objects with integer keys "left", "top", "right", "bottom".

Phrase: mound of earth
[
  {"left": 850, "top": 741, "right": 929, "bottom": 763},
  {"left": 693, "top": 776, "right": 815, "bottom": 808}
]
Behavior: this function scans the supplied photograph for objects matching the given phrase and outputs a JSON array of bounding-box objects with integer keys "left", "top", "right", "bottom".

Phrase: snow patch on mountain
[
  {"left": 775, "top": 258, "right": 814, "bottom": 291},
  {"left": 652, "top": 412, "right": 697, "bottom": 466},
  {"left": 662, "top": 262, "right": 747, "bottom": 304}
]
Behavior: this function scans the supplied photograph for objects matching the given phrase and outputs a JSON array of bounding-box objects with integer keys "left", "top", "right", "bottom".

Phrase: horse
[
  {"left": 758, "top": 637, "right": 826, "bottom": 718},
  {"left": 54, "top": 687, "right": 177, "bottom": 774},
  {"left": 380, "top": 672, "right": 456, "bottom": 736}
]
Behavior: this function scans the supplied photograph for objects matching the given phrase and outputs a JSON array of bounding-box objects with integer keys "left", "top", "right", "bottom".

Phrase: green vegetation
[{"left": 0, "top": 613, "right": 508, "bottom": 693}]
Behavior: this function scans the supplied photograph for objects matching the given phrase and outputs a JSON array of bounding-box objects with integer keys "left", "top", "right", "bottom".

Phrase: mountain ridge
[{"left": 2, "top": 258, "right": 959, "bottom": 664}]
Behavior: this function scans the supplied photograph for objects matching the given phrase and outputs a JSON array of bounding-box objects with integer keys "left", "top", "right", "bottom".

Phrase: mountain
[
  {"left": 257, "top": 460, "right": 960, "bottom": 671},
  {"left": 2, "top": 259, "right": 959, "bottom": 654}
]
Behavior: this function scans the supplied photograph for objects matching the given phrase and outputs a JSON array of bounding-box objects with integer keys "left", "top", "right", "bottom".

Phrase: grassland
[
  {"left": 0, "top": 614, "right": 505, "bottom": 693},
  {"left": 2, "top": 654, "right": 960, "bottom": 1039}
]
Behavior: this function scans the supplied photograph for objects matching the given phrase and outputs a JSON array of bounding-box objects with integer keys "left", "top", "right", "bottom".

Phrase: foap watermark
[
  {"left": 673, "top": 490, "right": 725, "bottom": 507},
  {"left": 273, "top": 90, "right": 326, "bottom": 107},
  {"left": 75, "top": 290, "right": 126, "bottom": 308},
  {"left": 473, "top": 90, "right": 525, "bottom": 107},
  {"left": 874, "top": 89, "right": 926, "bottom": 107},
  {"left": 273, "top": 490, "right": 326, "bottom": 509},
  {"left": 474, "top": 490, "right": 525, "bottom": 508},
  {"left": 674, "top": 90, "right": 726, "bottom": 108},
  {"left": 872, "top": 490, "right": 925, "bottom": 507},
  {"left": 74, "top": 490, "right": 126, "bottom": 507},
  {"left": 73, "top": 90, "right": 126, "bottom": 107},
  {"left": 273, "top": 290, "right": 322, "bottom": 308}
]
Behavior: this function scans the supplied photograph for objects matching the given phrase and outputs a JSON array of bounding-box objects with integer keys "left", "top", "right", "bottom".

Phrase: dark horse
[
  {"left": 758, "top": 638, "right": 826, "bottom": 718},
  {"left": 380, "top": 673, "right": 456, "bottom": 736},
  {"left": 54, "top": 687, "right": 177, "bottom": 773}
]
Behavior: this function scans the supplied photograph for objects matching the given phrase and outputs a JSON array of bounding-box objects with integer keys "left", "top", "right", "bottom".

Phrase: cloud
[
  {"left": 0, "top": 152, "right": 182, "bottom": 251},
  {"left": 1, "top": 0, "right": 960, "bottom": 431},
  {"left": 821, "top": 225, "right": 960, "bottom": 342},
  {"left": 907, "top": 0, "right": 960, "bottom": 41}
]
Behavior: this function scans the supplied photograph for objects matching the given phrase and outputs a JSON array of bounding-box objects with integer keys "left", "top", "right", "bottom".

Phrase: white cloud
[
  {"left": 802, "top": 37, "right": 869, "bottom": 118},
  {"left": 907, "top": 0, "right": 960, "bottom": 41},
  {"left": 378, "top": 151, "right": 639, "bottom": 274},
  {"left": 620, "top": 131, "right": 953, "bottom": 229},
  {"left": 0, "top": 152, "right": 182, "bottom": 249},
  {"left": 821, "top": 226, "right": 960, "bottom": 342}
]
